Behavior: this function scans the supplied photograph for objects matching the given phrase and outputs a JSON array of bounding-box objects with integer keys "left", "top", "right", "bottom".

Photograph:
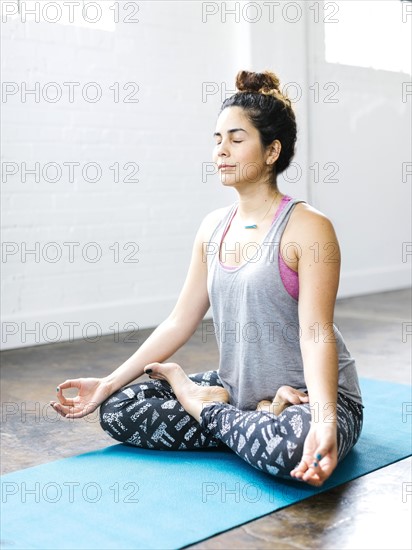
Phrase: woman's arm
[
  {"left": 297, "top": 207, "right": 340, "bottom": 422},
  {"left": 52, "top": 209, "right": 225, "bottom": 418},
  {"left": 287, "top": 204, "right": 341, "bottom": 485}
]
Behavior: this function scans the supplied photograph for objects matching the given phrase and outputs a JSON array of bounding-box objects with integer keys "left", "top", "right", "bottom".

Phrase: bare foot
[
  {"left": 256, "top": 386, "right": 309, "bottom": 416},
  {"left": 256, "top": 399, "right": 285, "bottom": 416},
  {"left": 144, "top": 362, "right": 230, "bottom": 423}
]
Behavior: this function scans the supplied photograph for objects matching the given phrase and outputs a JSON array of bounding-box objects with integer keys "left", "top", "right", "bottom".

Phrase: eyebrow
[{"left": 213, "top": 128, "right": 248, "bottom": 138}]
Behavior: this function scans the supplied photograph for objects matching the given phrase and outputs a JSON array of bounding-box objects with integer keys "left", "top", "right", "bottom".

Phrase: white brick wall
[
  {"left": 1, "top": 1, "right": 410, "bottom": 350},
  {"left": 1, "top": 1, "right": 242, "bottom": 349}
]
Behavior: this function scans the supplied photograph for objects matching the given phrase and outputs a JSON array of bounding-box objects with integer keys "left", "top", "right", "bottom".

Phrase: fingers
[
  {"left": 57, "top": 379, "right": 81, "bottom": 391},
  {"left": 290, "top": 452, "right": 315, "bottom": 477},
  {"left": 65, "top": 403, "right": 98, "bottom": 419},
  {"left": 286, "top": 394, "right": 301, "bottom": 405},
  {"left": 278, "top": 387, "right": 297, "bottom": 403},
  {"left": 49, "top": 400, "right": 97, "bottom": 419},
  {"left": 291, "top": 451, "right": 335, "bottom": 487},
  {"left": 56, "top": 380, "right": 81, "bottom": 405},
  {"left": 290, "top": 459, "right": 325, "bottom": 487},
  {"left": 302, "top": 459, "right": 327, "bottom": 486},
  {"left": 290, "top": 427, "right": 337, "bottom": 487},
  {"left": 291, "top": 389, "right": 308, "bottom": 403},
  {"left": 49, "top": 401, "right": 73, "bottom": 418},
  {"left": 276, "top": 386, "right": 309, "bottom": 405},
  {"left": 290, "top": 458, "right": 308, "bottom": 477}
]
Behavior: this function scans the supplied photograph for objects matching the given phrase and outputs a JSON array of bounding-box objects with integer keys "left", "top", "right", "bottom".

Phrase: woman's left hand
[{"left": 290, "top": 423, "right": 338, "bottom": 486}]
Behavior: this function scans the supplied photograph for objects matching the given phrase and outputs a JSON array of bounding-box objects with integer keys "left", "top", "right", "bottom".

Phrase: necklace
[{"left": 242, "top": 192, "right": 279, "bottom": 229}]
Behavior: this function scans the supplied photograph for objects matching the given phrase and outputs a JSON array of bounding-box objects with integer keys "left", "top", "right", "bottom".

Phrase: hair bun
[
  {"left": 235, "top": 69, "right": 292, "bottom": 107},
  {"left": 236, "top": 70, "right": 281, "bottom": 95}
]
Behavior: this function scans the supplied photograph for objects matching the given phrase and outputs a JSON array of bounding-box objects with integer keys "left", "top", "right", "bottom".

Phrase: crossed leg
[
  {"left": 99, "top": 368, "right": 228, "bottom": 450},
  {"left": 143, "top": 362, "right": 363, "bottom": 481}
]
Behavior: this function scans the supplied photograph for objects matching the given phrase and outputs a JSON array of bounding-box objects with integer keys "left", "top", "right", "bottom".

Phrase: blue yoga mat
[{"left": 1, "top": 378, "right": 411, "bottom": 550}]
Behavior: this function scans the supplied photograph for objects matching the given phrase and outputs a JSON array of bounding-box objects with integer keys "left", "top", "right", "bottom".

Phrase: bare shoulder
[
  {"left": 286, "top": 201, "right": 338, "bottom": 242},
  {"left": 198, "top": 205, "right": 233, "bottom": 241},
  {"left": 281, "top": 202, "right": 340, "bottom": 266}
]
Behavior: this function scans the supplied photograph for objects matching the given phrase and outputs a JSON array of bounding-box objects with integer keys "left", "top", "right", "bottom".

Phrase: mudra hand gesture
[{"left": 50, "top": 378, "right": 111, "bottom": 419}]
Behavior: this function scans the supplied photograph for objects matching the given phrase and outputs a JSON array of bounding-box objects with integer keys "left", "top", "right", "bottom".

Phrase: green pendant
[{"left": 245, "top": 224, "right": 257, "bottom": 229}]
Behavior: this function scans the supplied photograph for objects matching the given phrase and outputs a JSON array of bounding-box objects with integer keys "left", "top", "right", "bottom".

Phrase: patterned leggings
[{"left": 99, "top": 370, "right": 363, "bottom": 479}]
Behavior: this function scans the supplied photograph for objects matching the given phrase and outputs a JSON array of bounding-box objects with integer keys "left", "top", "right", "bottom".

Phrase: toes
[
  {"left": 144, "top": 362, "right": 181, "bottom": 373},
  {"left": 144, "top": 362, "right": 162, "bottom": 375},
  {"left": 144, "top": 362, "right": 185, "bottom": 380},
  {"left": 144, "top": 362, "right": 161, "bottom": 370},
  {"left": 143, "top": 362, "right": 183, "bottom": 381}
]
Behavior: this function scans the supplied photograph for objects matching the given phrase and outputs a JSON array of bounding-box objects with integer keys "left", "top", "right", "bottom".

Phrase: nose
[{"left": 216, "top": 140, "right": 229, "bottom": 157}]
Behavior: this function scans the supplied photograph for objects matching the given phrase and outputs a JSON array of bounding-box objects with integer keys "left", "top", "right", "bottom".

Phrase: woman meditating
[{"left": 51, "top": 70, "right": 363, "bottom": 487}]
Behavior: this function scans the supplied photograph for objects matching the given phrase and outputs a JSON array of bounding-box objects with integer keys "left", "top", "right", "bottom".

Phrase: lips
[{"left": 218, "top": 164, "right": 236, "bottom": 170}]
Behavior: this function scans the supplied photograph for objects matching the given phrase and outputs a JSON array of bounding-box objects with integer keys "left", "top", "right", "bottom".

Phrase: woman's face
[{"left": 213, "top": 106, "right": 273, "bottom": 189}]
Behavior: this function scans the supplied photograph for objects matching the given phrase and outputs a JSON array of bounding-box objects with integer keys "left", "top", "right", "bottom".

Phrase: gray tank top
[{"left": 206, "top": 198, "right": 363, "bottom": 410}]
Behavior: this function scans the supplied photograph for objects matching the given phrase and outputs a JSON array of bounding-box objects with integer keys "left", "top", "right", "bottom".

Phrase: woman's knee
[
  {"left": 98, "top": 381, "right": 169, "bottom": 445},
  {"left": 99, "top": 396, "right": 156, "bottom": 447},
  {"left": 263, "top": 405, "right": 311, "bottom": 476},
  {"left": 336, "top": 395, "right": 364, "bottom": 461},
  {"left": 99, "top": 393, "right": 130, "bottom": 442},
  {"left": 263, "top": 437, "right": 304, "bottom": 477},
  {"left": 99, "top": 394, "right": 194, "bottom": 450}
]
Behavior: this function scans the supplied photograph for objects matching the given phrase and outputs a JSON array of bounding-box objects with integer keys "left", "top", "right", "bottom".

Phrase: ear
[{"left": 266, "top": 140, "right": 281, "bottom": 165}]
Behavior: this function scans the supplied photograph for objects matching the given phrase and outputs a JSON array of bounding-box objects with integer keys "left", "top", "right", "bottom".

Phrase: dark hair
[{"left": 219, "top": 70, "right": 297, "bottom": 183}]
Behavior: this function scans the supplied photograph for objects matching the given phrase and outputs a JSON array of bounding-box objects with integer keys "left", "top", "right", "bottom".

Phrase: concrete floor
[{"left": 1, "top": 288, "right": 411, "bottom": 549}]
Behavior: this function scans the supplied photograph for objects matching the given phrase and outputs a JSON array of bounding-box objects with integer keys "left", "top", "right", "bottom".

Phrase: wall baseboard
[
  {"left": 1, "top": 266, "right": 410, "bottom": 350},
  {"left": 0, "top": 297, "right": 177, "bottom": 351},
  {"left": 338, "top": 266, "right": 411, "bottom": 299}
]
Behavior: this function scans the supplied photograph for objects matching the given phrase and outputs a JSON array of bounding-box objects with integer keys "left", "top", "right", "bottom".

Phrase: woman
[{"left": 51, "top": 70, "right": 363, "bottom": 487}]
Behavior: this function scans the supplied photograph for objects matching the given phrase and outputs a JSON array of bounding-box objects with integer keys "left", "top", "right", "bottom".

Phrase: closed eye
[{"left": 214, "top": 140, "right": 243, "bottom": 145}]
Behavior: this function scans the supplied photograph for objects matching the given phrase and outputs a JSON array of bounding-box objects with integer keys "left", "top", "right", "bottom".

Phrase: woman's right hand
[{"left": 50, "top": 378, "right": 112, "bottom": 419}]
